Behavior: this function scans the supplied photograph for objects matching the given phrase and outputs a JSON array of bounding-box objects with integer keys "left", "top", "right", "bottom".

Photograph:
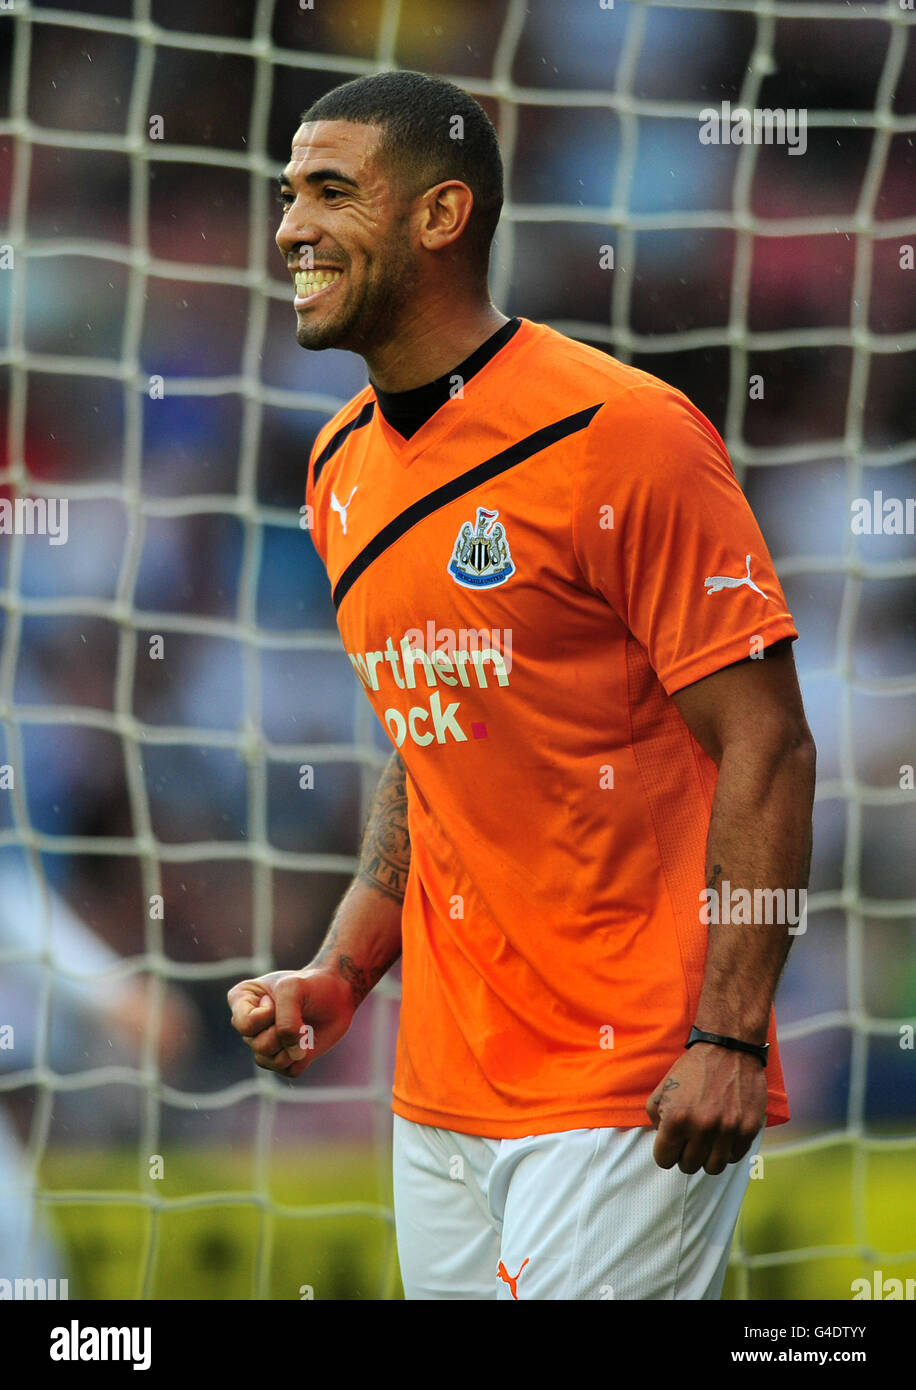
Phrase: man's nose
[{"left": 276, "top": 201, "right": 321, "bottom": 256}]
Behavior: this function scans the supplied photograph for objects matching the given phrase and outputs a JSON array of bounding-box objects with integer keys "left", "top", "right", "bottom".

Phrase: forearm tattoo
[
  {"left": 357, "top": 752, "right": 411, "bottom": 904},
  {"left": 337, "top": 954, "right": 378, "bottom": 1008}
]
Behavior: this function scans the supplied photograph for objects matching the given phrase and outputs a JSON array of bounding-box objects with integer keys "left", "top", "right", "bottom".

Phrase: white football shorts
[{"left": 392, "top": 1115, "right": 760, "bottom": 1300}]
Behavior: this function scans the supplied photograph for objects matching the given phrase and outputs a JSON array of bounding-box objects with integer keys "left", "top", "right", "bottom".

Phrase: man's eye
[{"left": 276, "top": 187, "right": 344, "bottom": 210}]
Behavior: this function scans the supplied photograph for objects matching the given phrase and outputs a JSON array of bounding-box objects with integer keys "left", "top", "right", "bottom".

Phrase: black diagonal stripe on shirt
[
  {"left": 332, "top": 402, "right": 603, "bottom": 611},
  {"left": 312, "top": 400, "right": 375, "bottom": 486}
]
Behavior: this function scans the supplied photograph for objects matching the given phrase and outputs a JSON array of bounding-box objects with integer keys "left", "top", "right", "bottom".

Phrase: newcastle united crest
[{"left": 448, "top": 506, "right": 515, "bottom": 589}]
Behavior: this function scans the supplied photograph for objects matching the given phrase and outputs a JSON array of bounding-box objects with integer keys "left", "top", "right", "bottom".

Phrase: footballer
[{"left": 228, "top": 71, "right": 816, "bottom": 1301}]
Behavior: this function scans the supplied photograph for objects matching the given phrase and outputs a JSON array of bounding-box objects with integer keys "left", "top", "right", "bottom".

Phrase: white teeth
[{"left": 295, "top": 269, "right": 342, "bottom": 296}]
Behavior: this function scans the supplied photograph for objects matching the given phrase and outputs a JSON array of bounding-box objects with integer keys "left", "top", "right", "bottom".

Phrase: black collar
[{"left": 372, "top": 317, "right": 521, "bottom": 439}]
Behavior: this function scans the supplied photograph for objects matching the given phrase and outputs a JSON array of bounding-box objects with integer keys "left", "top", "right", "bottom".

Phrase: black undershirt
[{"left": 372, "top": 317, "right": 521, "bottom": 440}]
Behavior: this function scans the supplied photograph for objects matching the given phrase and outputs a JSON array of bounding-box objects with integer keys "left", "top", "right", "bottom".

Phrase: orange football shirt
[{"left": 305, "top": 317, "right": 797, "bottom": 1138}]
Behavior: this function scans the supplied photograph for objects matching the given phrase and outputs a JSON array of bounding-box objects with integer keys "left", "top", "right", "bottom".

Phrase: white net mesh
[{"left": 1, "top": 0, "right": 914, "bottom": 1300}]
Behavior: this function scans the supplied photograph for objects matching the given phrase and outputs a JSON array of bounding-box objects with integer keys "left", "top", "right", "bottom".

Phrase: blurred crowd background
[{"left": 0, "top": 0, "right": 914, "bottom": 1298}]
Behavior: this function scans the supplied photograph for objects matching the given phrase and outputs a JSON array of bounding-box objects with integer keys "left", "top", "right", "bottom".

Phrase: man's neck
[{"left": 365, "top": 298, "right": 510, "bottom": 393}]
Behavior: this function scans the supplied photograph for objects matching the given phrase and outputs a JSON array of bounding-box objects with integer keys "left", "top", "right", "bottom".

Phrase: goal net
[{"left": 1, "top": 0, "right": 914, "bottom": 1301}]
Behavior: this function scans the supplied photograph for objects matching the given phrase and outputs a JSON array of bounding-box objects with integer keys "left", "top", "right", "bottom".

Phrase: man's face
[{"left": 276, "top": 120, "right": 420, "bottom": 354}]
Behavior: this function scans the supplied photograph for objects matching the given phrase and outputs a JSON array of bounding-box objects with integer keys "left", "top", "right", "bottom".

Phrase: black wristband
[{"left": 685, "top": 1025, "right": 769, "bottom": 1067}]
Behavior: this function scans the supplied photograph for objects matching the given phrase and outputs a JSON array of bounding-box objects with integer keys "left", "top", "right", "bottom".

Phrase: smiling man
[{"left": 227, "top": 70, "right": 816, "bottom": 1301}]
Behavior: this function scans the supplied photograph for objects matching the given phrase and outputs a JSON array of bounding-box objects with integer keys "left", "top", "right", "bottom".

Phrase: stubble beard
[{"left": 294, "top": 242, "right": 419, "bottom": 356}]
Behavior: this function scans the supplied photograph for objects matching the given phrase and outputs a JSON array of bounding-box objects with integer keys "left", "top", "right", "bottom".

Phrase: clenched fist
[{"left": 227, "top": 967, "right": 355, "bottom": 1078}]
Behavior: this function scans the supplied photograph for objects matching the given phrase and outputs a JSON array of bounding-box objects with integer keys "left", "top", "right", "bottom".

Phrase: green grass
[
  {"left": 40, "top": 1145, "right": 401, "bottom": 1301},
  {"left": 723, "top": 1137, "right": 916, "bottom": 1300},
  {"left": 37, "top": 1139, "right": 915, "bottom": 1300}
]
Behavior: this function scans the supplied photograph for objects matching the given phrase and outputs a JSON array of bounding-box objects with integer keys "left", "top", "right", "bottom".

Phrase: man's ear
[{"left": 417, "top": 180, "right": 475, "bottom": 254}]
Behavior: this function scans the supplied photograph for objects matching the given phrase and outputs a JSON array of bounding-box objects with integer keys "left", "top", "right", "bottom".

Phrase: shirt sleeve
[{"left": 572, "top": 379, "right": 798, "bottom": 694}]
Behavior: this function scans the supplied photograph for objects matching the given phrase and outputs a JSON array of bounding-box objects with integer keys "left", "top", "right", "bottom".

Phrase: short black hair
[{"left": 300, "top": 70, "right": 503, "bottom": 274}]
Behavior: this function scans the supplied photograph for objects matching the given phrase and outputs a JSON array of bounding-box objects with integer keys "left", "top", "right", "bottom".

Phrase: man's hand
[
  {"left": 227, "top": 968, "right": 355, "bottom": 1078},
  {"left": 646, "top": 1043, "right": 767, "bottom": 1175}
]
